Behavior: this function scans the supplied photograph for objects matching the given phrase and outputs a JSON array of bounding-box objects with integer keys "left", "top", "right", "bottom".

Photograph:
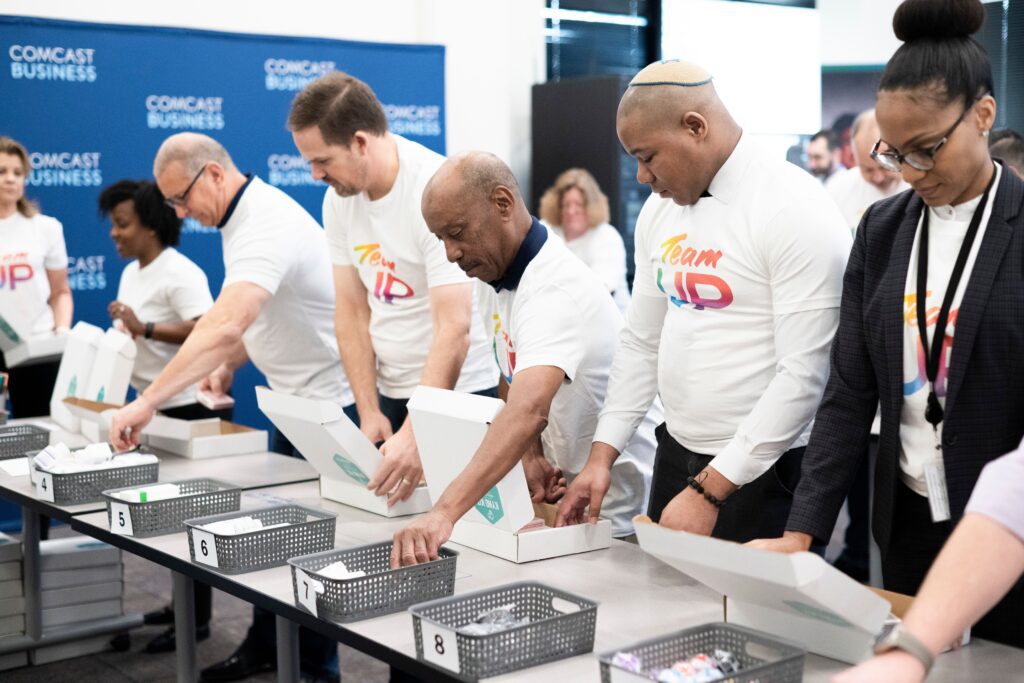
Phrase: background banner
[{"left": 0, "top": 15, "right": 445, "bottom": 437}]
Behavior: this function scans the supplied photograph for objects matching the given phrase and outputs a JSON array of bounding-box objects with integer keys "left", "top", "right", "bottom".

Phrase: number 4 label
[
  {"left": 110, "top": 502, "right": 134, "bottom": 536},
  {"left": 36, "top": 472, "right": 54, "bottom": 502},
  {"left": 192, "top": 529, "right": 219, "bottom": 568},
  {"left": 421, "top": 620, "right": 459, "bottom": 673}
]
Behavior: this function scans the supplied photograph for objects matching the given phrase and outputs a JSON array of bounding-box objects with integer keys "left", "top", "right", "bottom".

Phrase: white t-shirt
[
  {"left": 478, "top": 220, "right": 659, "bottom": 536},
  {"left": 900, "top": 163, "right": 1002, "bottom": 496},
  {"left": 323, "top": 134, "right": 495, "bottom": 398},
  {"left": 827, "top": 167, "right": 910, "bottom": 235},
  {"left": 0, "top": 211, "right": 67, "bottom": 335},
  {"left": 116, "top": 248, "right": 214, "bottom": 409},
  {"left": 594, "top": 134, "right": 851, "bottom": 487},
  {"left": 220, "top": 176, "right": 352, "bottom": 405},
  {"left": 549, "top": 223, "right": 630, "bottom": 313}
]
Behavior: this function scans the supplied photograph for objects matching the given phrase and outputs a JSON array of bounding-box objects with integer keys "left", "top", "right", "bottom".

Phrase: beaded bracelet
[{"left": 686, "top": 475, "right": 725, "bottom": 508}]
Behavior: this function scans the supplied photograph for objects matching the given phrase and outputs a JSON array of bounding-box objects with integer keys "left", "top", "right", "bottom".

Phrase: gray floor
[{"left": 5, "top": 525, "right": 389, "bottom": 682}]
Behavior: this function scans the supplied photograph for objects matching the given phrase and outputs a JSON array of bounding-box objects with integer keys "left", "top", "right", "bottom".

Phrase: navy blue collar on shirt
[
  {"left": 217, "top": 173, "right": 254, "bottom": 229},
  {"left": 488, "top": 216, "right": 548, "bottom": 292}
]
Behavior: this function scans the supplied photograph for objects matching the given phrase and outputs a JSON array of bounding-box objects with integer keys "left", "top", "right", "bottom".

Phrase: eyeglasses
[
  {"left": 163, "top": 164, "right": 208, "bottom": 208},
  {"left": 870, "top": 95, "right": 986, "bottom": 173}
]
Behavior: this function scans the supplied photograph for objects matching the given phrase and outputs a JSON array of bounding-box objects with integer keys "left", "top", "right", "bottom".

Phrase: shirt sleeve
[
  {"left": 592, "top": 201, "right": 667, "bottom": 452},
  {"left": 222, "top": 222, "right": 288, "bottom": 296},
  {"left": 168, "top": 259, "right": 214, "bottom": 321},
  {"left": 322, "top": 190, "right": 353, "bottom": 267},
  {"left": 42, "top": 217, "right": 69, "bottom": 270},
  {"left": 965, "top": 443, "right": 1024, "bottom": 542},
  {"left": 510, "top": 285, "right": 587, "bottom": 383}
]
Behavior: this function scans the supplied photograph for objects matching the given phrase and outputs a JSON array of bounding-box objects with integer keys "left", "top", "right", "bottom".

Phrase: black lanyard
[{"left": 916, "top": 166, "right": 998, "bottom": 428}]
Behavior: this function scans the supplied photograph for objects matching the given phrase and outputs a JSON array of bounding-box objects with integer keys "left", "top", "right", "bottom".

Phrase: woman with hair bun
[{"left": 751, "top": 0, "right": 1024, "bottom": 661}]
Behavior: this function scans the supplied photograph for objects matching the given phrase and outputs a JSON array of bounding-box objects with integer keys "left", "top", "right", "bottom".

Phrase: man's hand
[
  {"left": 556, "top": 460, "right": 611, "bottom": 526},
  {"left": 522, "top": 451, "right": 566, "bottom": 504},
  {"left": 359, "top": 409, "right": 394, "bottom": 446},
  {"left": 199, "top": 363, "right": 234, "bottom": 395},
  {"left": 659, "top": 487, "right": 720, "bottom": 535},
  {"left": 108, "top": 301, "right": 143, "bottom": 337},
  {"left": 832, "top": 651, "right": 927, "bottom": 683},
  {"left": 367, "top": 424, "right": 423, "bottom": 506},
  {"left": 745, "top": 530, "right": 814, "bottom": 553},
  {"left": 390, "top": 510, "right": 454, "bottom": 568},
  {"left": 110, "top": 395, "right": 158, "bottom": 450}
]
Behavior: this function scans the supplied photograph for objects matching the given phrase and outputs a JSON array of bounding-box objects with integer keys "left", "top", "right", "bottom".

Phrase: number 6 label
[
  {"left": 191, "top": 529, "right": 219, "bottom": 567},
  {"left": 110, "top": 502, "right": 134, "bottom": 536},
  {"left": 421, "top": 620, "right": 459, "bottom": 672}
]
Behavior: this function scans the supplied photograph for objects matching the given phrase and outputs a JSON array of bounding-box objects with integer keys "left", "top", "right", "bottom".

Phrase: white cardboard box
[
  {"left": 635, "top": 518, "right": 891, "bottom": 663},
  {"left": 0, "top": 579, "right": 22, "bottom": 599},
  {"left": 407, "top": 386, "right": 611, "bottom": 563},
  {"left": 0, "top": 294, "right": 66, "bottom": 366},
  {"left": 41, "top": 564, "right": 121, "bottom": 590},
  {"left": 61, "top": 396, "right": 122, "bottom": 443},
  {"left": 0, "top": 596, "right": 25, "bottom": 618},
  {"left": 82, "top": 328, "right": 136, "bottom": 406},
  {"left": 41, "top": 598, "right": 121, "bottom": 628},
  {"left": 2, "top": 334, "right": 66, "bottom": 368},
  {"left": 0, "top": 532, "right": 21, "bottom": 563},
  {"left": 0, "top": 294, "right": 33, "bottom": 353},
  {"left": 0, "top": 561, "right": 21, "bottom": 582},
  {"left": 256, "top": 386, "right": 431, "bottom": 517},
  {"left": 41, "top": 581, "right": 123, "bottom": 609},
  {"left": 0, "top": 650, "right": 27, "bottom": 671},
  {"left": 142, "top": 415, "right": 267, "bottom": 459},
  {"left": 40, "top": 537, "right": 121, "bottom": 571},
  {"left": 49, "top": 322, "right": 105, "bottom": 431},
  {"left": 0, "top": 613, "right": 25, "bottom": 637},
  {"left": 30, "top": 633, "right": 112, "bottom": 665}
]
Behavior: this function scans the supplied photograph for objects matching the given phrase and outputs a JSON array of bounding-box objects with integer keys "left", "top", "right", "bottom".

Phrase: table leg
[
  {"left": 21, "top": 507, "right": 41, "bottom": 641},
  {"left": 173, "top": 571, "right": 197, "bottom": 683},
  {"left": 275, "top": 615, "right": 300, "bottom": 683}
]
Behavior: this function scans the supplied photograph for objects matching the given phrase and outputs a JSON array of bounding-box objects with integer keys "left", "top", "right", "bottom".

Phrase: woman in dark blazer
[{"left": 751, "top": 0, "right": 1024, "bottom": 648}]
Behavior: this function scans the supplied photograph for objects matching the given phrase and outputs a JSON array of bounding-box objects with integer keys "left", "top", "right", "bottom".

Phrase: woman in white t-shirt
[
  {"left": 0, "top": 136, "right": 73, "bottom": 418},
  {"left": 539, "top": 167, "right": 630, "bottom": 312}
]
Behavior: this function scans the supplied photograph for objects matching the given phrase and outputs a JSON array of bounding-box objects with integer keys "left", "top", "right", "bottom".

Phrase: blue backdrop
[{"left": 0, "top": 16, "right": 445, "bottom": 528}]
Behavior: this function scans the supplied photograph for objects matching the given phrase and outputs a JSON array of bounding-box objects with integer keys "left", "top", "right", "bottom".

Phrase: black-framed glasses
[
  {"left": 163, "top": 164, "right": 208, "bottom": 208},
  {"left": 870, "top": 94, "right": 986, "bottom": 173}
]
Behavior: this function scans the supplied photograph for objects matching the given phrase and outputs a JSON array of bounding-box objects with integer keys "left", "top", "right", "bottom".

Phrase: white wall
[
  {"left": 818, "top": 0, "right": 904, "bottom": 67},
  {"left": 2, "top": 0, "right": 546, "bottom": 184}
]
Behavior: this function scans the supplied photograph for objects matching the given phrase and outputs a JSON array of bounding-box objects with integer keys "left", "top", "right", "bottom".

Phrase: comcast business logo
[
  {"left": 146, "top": 95, "right": 225, "bottom": 130},
  {"left": 27, "top": 152, "right": 102, "bottom": 188},
  {"left": 267, "top": 154, "right": 321, "bottom": 187},
  {"left": 264, "top": 58, "right": 335, "bottom": 91},
  {"left": 8, "top": 44, "right": 96, "bottom": 82},
  {"left": 384, "top": 104, "right": 441, "bottom": 137}
]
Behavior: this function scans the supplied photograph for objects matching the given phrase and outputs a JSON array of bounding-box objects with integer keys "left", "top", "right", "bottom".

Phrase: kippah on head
[{"left": 629, "top": 59, "right": 713, "bottom": 88}]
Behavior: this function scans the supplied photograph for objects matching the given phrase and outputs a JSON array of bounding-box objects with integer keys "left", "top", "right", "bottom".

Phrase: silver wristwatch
[{"left": 874, "top": 623, "right": 935, "bottom": 674}]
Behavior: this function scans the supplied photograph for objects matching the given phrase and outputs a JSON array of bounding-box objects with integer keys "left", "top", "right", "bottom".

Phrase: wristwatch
[{"left": 874, "top": 623, "right": 934, "bottom": 674}]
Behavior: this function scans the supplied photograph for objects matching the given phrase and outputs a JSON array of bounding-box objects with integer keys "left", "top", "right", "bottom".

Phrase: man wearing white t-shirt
[
  {"left": 828, "top": 109, "right": 909, "bottom": 235},
  {"left": 289, "top": 72, "right": 496, "bottom": 507},
  {"left": 108, "top": 132, "right": 350, "bottom": 682},
  {"left": 390, "top": 151, "right": 660, "bottom": 566},
  {"left": 560, "top": 60, "right": 851, "bottom": 543}
]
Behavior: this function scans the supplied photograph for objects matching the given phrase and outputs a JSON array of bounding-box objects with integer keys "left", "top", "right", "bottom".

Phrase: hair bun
[{"left": 893, "top": 0, "right": 985, "bottom": 42}]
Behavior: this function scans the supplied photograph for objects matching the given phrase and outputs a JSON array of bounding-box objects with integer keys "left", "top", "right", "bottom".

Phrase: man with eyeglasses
[{"left": 109, "top": 132, "right": 352, "bottom": 682}]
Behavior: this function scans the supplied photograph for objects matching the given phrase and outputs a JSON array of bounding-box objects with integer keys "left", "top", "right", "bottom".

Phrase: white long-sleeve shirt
[{"left": 593, "top": 134, "right": 851, "bottom": 486}]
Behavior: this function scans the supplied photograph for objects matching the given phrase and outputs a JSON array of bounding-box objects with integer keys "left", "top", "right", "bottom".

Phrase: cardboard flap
[
  {"left": 256, "top": 386, "right": 382, "bottom": 487},
  {"left": 98, "top": 328, "right": 137, "bottom": 360},
  {"left": 635, "top": 519, "right": 890, "bottom": 635},
  {"left": 62, "top": 397, "right": 122, "bottom": 423},
  {"left": 407, "top": 385, "right": 535, "bottom": 533}
]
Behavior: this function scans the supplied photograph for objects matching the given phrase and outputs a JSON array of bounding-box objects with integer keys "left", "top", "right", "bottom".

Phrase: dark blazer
[{"left": 788, "top": 165, "right": 1024, "bottom": 556}]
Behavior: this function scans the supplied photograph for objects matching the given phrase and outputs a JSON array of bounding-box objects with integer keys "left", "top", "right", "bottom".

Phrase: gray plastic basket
[
  {"left": 101, "top": 478, "right": 241, "bottom": 538},
  {"left": 410, "top": 581, "right": 597, "bottom": 681},
  {"left": 289, "top": 542, "right": 458, "bottom": 623},
  {"left": 34, "top": 460, "right": 160, "bottom": 505},
  {"left": 598, "top": 622, "right": 805, "bottom": 683},
  {"left": 0, "top": 424, "right": 49, "bottom": 460},
  {"left": 184, "top": 504, "right": 336, "bottom": 575}
]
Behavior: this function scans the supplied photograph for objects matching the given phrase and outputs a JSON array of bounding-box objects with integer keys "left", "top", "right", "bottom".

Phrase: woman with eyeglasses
[{"left": 750, "top": 0, "right": 1024, "bottom": 655}]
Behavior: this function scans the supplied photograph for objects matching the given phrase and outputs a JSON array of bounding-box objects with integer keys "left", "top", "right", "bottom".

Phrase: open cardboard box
[
  {"left": 407, "top": 385, "right": 611, "bottom": 563},
  {"left": 142, "top": 415, "right": 266, "bottom": 459},
  {"left": 256, "top": 386, "right": 430, "bottom": 517},
  {"left": 62, "top": 397, "right": 122, "bottom": 443},
  {"left": 50, "top": 322, "right": 105, "bottom": 431},
  {"left": 0, "top": 297, "right": 66, "bottom": 367}
]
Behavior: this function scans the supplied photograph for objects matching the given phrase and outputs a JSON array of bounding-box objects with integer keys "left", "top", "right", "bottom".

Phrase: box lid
[
  {"left": 407, "top": 386, "right": 535, "bottom": 533},
  {"left": 97, "top": 327, "right": 137, "bottom": 360},
  {"left": 62, "top": 397, "right": 122, "bottom": 423}
]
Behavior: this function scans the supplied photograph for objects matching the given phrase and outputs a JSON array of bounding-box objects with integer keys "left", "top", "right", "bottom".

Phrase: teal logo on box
[
  {"left": 783, "top": 600, "right": 854, "bottom": 627},
  {"left": 67, "top": 375, "right": 78, "bottom": 396},
  {"left": 475, "top": 486, "right": 504, "bottom": 524},
  {"left": 332, "top": 453, "right": 369, "bottom": 485},
  {"left": 96, "top": 386, "right": 105, "bottom": 402},
  {"left": 0, "top": 317, "right": 20, "bottom": 344}
]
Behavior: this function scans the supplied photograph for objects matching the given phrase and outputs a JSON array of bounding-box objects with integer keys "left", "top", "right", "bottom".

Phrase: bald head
[
  {"left": 153, "top": 132, "right": 235, "bottom": 177},
  {"left": 423, "top": 151, "right": 522, "bottom": 215},
  {"left": 849, "top": 109, "right": 902, "bottom": 193},
  {"left": 618, "top": 59, "right": 721, "bottom": 129}
]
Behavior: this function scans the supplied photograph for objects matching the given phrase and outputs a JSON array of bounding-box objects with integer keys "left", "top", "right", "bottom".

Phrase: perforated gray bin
[
  {"left": 410, "top": 581, "right": 597, "bottom": 681},
  {"left": 0, "top": 424, "right": 48, "bottom": 460},
  {"left": 598, "top": 622, "right": 805, "bottom": 683},
  {"left": 33, "top": 459, "right": 160, "bottom": 505},
  {"left": 184, "top": 504, "right": 336, "bottom": 575},
  {"left": 289, "top": 542, "right": 458, "bottom": 623},
  {"left": 102, "top": 478, "right": 241, "bottom": 538}
]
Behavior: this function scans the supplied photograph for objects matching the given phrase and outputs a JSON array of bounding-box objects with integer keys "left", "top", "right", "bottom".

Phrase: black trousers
[
  {"left": 647, "top": 423, "right": 805, "bottom": 543},
  {"left": 883, "top": 482, "right": 1024, "bottom": 648},
  {"left": 0, "top": 354, "right": 60, "bottom": 419}
]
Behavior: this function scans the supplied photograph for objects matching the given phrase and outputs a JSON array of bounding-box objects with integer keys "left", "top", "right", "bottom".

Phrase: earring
[{"left": 983, "top": 130, "right": 990, "bottom": 138}]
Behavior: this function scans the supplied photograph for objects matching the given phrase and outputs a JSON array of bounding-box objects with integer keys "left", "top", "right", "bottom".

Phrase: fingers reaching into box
[
  {"left": 359, "top": 410, "right": 394, "bottom": 446},
  {"left": 556, "top": 461, "right": 611, "bottom": 527},
  {"left": 110, "top": 396, "right": 157, "bottom": 451},
  {"left": 368, "top": 425, "right": 423, "bottom": 505},
  {"left": 390, "top": 510, "right": 453, "bottom": 568}
]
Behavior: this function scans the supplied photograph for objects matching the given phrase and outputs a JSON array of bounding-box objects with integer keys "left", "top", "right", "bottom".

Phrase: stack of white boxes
[
  {"left": 0, "top": 531, "right": 26, "bottom": 671},
  {"left": 32, "top": 535, "right": 125, "bottom": 664}
]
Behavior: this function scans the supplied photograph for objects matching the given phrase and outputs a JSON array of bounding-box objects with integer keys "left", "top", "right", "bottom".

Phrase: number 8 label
[{"left": 421, "top": 620, "right": 459, "bottom": 672}]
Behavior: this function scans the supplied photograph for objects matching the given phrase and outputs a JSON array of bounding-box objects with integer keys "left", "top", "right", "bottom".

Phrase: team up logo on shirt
[
  {"left": 27, "top": 151, "right": 102, "bottom": 188},
  {"left": 490, "top": 313, "right": 516, "bottom": 383},
  {"left": 0, "top": 251, "right": 33, "bottom": 290},
  {"left": 353, "top": 243, "right": 414, "bottom": 305},
  {"left": 263, "top": 58, "right": 335, "bottom": 91},
  {"left": 903, "top": 291, "right": 956, "bottom": 396},
  {"left": 383, "top": 104, "right": 442, "bottom": 137},
  {"left": 656, "top": 232, "right": 733, "bottom": 310},
  {"left": 8, "top": 44, "right": 97, "bottom": 82},
  {"left": 67, "top": 254, "right": 107, "bottom": 291},
  {"left": 267, "top": 154, "right": 320, "bottom": 187},
  {"left": 145, "top": 95, "right": 225, "bottom": 130}
]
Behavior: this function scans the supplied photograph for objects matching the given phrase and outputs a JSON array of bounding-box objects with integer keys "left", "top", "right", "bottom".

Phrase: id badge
[{"left": 923, "top": 458, "right": 951, "bottom": 522}]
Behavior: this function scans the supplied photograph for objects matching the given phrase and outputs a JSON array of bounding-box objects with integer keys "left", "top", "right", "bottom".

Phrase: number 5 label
[
  {"left": 191, "top": 529, "right": 219, "bottom": 567},
  {"left": 421, "top": 620, "right": 459, "bottom": 673},
  {"left": 110, "top": 502, "right": 134, "bottom": 536}
]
